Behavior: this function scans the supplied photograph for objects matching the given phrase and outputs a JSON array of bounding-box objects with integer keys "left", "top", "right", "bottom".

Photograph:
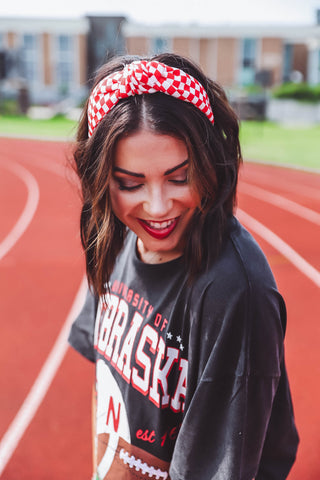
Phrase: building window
[
  {"left": 307, "top": 46, "right": 320, "bottom": 85},
  {"left": 150, "top": 37, "right": 170, "bottom": 54},
  {"left": 239, "top": 38, "right": 257, "bottom": 86},
  {"left": 21, "top": 34, "right": 38, "bottom": 84},
  {"left": 313, "top": 48, "right": 320, "bottom": 84},
  {"left": 283, "top": 44, "right": 293, "bottom": 82},
  {"left": 56, "top": 34, "right": 74, "bottom": 94}
]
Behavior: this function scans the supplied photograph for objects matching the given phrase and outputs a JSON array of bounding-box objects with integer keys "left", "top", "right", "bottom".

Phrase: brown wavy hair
[{"left": 73, "top": 52, "right": 242, "bottom": 296}]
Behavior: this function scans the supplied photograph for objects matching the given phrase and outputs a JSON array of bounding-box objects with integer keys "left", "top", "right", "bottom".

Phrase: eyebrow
[{"left": 113, "top": 159, "right": 189, "bottom": 178}]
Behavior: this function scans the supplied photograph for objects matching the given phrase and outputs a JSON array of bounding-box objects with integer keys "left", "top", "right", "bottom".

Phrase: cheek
[
  {"left": 110, "top": 191, "right": 125, "bottom": 219},
  {"left": 169, "top": 183, "right": 200, "bottom": 208},
  {"left": 109, "top": 188, "right": 138, "bottom": 221},
  {"left": 187, "top": 187, "right": 201, "bottom": 209}
]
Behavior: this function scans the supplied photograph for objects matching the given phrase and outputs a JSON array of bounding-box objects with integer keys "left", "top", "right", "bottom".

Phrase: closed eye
[
  {"left": 115, "top": 178, "right": 144, "bottom": 191},
  {"left": 168, "top": 170, "right": 188, "bottom": 185},
  {"left": 169, "top": 177, "right": 188, "bottom": 185}
]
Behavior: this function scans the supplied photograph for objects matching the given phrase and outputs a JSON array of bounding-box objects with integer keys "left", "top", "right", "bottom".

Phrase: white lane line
[
  {"left": 240, "top": 182, "right": 320, "bottom": 226},
  {"left": 0, "top": 276, "right": 88, "bottom": 476},
  {"left": 237, "top": 209, "right": 320, "bottom": 289},
  {"left": 241, "top": 169, "right": 320, "bottom": 201},
  {"left": 0, "top": 161, "right": 40, "bottom": 261}
]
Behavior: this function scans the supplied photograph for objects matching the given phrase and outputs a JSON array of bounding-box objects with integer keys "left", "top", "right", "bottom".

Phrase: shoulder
[
  {"left": 227, "top": 216, "right": 277, "bottom": 290},
  {"left": 187, "top": 217, "right": 286, "bottom": 376},
  {"left": 191, "top": 216, "right": 278, "bottom": 301}
]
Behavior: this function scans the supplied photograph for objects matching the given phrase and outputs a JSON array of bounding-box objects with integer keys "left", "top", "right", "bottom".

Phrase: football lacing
[{"left": 119, "top": 448, "right": 168, "bottom": 479}]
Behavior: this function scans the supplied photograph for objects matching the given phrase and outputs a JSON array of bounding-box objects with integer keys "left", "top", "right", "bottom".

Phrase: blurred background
[
  {"left": 0, "top": 0, "right": 320, "bottom": 168},
  {"left": 0, "top": 1, "right": 319, "bottom": 480},
  {"left": 0, "top": 2, "right": 319, "bottom": 118}
]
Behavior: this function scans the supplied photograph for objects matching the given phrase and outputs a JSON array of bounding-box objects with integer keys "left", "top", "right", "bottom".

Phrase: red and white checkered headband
[{"left": 87, "top": 60, "right": 214, "bottom": 137}]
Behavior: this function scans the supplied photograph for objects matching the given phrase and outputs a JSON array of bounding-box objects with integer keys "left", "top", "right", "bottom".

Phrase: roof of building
[
  {"left": 0, "top": 15, "right": 320, "bottom": 45},
  {"left": 123, "top": 21, "right": 320, "bottom": 43},
  {"left": 0, "top": 16, "right": 89, "bottom": 34}
]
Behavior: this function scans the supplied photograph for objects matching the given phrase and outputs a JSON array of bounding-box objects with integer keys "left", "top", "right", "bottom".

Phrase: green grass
[
  {"left": 0, "top": 115, "right": 319, "bottom": 171},
  {"left": 0, "top": 114, "right": 77, "bottom": 140},
  {"left": 240, "top": 121, "right": 320, "bottom": 170}
]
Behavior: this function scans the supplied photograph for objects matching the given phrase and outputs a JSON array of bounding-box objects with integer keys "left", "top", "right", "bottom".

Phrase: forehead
[{"left": 114, "top": 130, "right": 188, "bottom": 173}]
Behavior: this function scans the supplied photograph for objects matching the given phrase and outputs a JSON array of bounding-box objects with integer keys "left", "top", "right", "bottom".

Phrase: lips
[{"left": 138, "top": 217, "right": 179, "bottom": 239}]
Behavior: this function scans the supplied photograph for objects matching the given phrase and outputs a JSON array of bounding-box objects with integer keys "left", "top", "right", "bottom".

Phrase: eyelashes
[
  {"left": 170, "top": 178, "right": 188, "bottom": 185},
  {"left": 115, "top": 177, "right": 188, "bottom": 191},
  {"left": 118, "top": 182, "right": 143, "bottom": 191}
]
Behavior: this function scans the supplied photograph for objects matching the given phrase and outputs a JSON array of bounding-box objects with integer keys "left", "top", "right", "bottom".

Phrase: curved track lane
[
  {"left": 238, "top": 163, "right": 320, "bottom": 480},
  {"left": 0, "top": 139, "right": 93, "bottom": 478},
  {"left": 0, "top": 138, "right": 319, "bottom": 479}
]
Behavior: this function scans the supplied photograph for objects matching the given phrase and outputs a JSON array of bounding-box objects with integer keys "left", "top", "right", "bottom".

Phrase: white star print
[
  {"left": 176, "top": 335, "right": 182, "bottom": 343},
  {"left": 167, "top": 332, "right": 173, "bottom": 340},
  {"left": 180, "top": 344, "right": 184, "bottom": 351}
]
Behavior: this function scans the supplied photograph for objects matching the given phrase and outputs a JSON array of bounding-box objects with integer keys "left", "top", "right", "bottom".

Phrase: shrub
[
  {"left": 0, "top": 98, "right": 20, "bottom": 115},
  {"left": 313, "top": 84, "right": 320, "bottom": 101},
  {"left": 272, "top": 83, "right": 320, "bottom": 102}
]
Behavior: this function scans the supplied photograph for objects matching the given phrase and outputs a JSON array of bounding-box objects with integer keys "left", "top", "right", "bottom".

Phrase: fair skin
[{"left": 110, "top": 129, "right": 200, "bottom": 264}]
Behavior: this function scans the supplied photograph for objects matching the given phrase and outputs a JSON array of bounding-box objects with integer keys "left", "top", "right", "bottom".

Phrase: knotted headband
[{"left": 87, "top": 60, "right": 214, "bottom": 137}]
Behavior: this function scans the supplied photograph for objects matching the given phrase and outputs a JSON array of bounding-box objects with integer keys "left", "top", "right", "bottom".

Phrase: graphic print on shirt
[{"left": 93, "top": 280, "right": 188, "bottom": 479}]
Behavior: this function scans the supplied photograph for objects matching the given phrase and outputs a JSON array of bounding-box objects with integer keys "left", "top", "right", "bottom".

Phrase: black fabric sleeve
[
  {"left": 68, "top": 287, "right": 98, "bottom": 362},
  {"left": 169, "top": 281, "right": 298, "bottom": 480},
  {"left": 256, "top": 363, "right": 299, "bottom": 479}
]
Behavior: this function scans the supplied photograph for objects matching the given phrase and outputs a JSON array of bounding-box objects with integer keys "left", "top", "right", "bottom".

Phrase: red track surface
[{"left": 0, "top": 138, "right": 319, "bottom": 479}]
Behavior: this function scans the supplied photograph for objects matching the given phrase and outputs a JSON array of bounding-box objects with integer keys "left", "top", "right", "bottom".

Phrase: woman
[{"left": 69, "top": 53, "right": 299, "bottom": 480}]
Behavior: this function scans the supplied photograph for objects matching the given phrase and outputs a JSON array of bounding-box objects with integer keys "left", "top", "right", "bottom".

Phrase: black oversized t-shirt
[{"left": 68, "top": 216, "right": 299, "bottom": 480}]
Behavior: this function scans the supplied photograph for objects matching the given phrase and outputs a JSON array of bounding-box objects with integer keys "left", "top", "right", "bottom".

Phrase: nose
[{"left": 143, "top": 185, "right": 173, "bottom": 218}]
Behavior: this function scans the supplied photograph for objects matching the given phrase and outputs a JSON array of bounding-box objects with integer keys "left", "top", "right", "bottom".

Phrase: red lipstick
[{"left": 138, "top": 217, "right": 179, "bottom": 239}]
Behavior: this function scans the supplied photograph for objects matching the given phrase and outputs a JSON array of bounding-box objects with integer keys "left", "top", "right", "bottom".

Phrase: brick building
[
  {"left": 0, "top": 17, "right": 89, "bottom": 104},
  {"left": 0, "top": 15, "right": 319, "bottom": 105},
  {"left": 124, "top": 22, "right": 320, "bottom": 88}
]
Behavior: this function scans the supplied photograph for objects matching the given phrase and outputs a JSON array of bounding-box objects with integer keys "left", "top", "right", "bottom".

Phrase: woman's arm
[
  {"left": 68, "top": 288, "right": 98, "bottom": 362},
  {"left": 169, "top": 283, "right": 298, "bottom": 480}
]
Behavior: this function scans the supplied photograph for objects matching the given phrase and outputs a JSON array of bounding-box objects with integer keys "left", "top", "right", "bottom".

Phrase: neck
[{"left": 136, "top": 238, "right": 182, "bottom": 264}]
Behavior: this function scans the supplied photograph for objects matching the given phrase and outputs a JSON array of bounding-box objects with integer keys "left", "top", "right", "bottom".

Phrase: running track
[{"left": 0, "top": 138, "right": 319, "bottom": 479}]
